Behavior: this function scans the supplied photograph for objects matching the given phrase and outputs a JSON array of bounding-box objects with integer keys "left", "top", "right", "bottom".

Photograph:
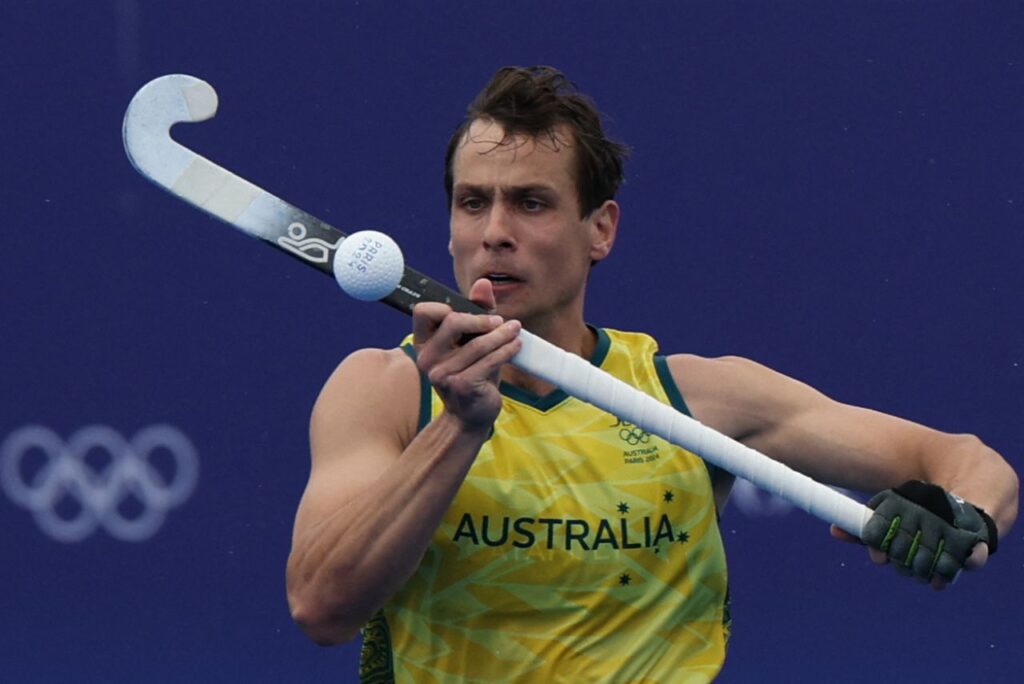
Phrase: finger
[
  {"left": 411, "top": 302, "right": 453, "bottom": 345},
  {"left": 830, "top": 525, "right": 862, "bottom": 544},
  {"left": 883, "top": 530, "right": 914, "bottom": 569},
  {"left": 437, "top": 313, "right": 507, "bottom": 355},
  {"left": 427, "top": 320, "right": 521, "bottom": 380},
  {"left": 468, "top": 278, "right": 497, "bottom": 311},
  {"left": 867, "top": 547, "right": 888, "bottom": 565},
  {"left": 963, "top": 542, "right": 989, "bottom": 571},
  {"left": 450, "top": 321, "right": 523, "bottom": 379},
  {"left": 415, "top": 307, "right": 504, "bottom": 354},
  {"left": 909, "top": 544, "right": 939, "bottom": 580},
  {"left": 932, "top": 550, "right": 963, "bottom": 583},
  {"left": 927, "top": 537, "right": 989, "bottom": 584}
]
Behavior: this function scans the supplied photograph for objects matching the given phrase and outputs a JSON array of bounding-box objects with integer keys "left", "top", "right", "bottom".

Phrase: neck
[{"left": 500, "top": 318, "right": 596, "bottom": 396}]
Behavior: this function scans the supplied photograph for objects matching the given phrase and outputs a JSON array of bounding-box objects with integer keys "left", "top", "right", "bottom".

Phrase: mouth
[{"left": 483, "top": 272, "right": 523, "bottom": 286}]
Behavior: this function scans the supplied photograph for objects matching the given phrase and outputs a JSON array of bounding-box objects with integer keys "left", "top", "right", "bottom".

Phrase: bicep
[
  {"left": 750, "top": 399, "right": 944, "bottom": 493},
  {"left": 671, "top": 354, "right": 937, "bottom": 493},
  {"left": 292, "top": 348, "right": 420, "bottom": 540}
]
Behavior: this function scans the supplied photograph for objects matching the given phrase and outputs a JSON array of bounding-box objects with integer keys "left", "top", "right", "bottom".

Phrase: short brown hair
[{"left": 444, "top": 66, "right": 628, "bottom": 218}]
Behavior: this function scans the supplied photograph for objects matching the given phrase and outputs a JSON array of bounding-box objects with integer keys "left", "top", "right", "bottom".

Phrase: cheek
[
  {"left": 448, "top": 233, "right": 474, "bottom": 290},
  {"left": 449, "top": 234, "right": 473, "bottom": 264},
  {"left": 548, "top": 229, "right": 594, "bottom": 269},
  {"left": 448, "top": 222, "right": 467, "bottom": 257}
]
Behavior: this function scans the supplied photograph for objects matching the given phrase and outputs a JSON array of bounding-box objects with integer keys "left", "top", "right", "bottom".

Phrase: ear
[{"left": 588, "top": 200, "right": 619, "bottom": 263}]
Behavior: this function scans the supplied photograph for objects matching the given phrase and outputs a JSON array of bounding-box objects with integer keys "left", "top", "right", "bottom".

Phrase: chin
[{"left": 491, "top": 300, "right": 528, "bottom": 322}]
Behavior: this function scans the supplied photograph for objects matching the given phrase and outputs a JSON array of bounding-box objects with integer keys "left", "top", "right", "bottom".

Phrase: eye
[
  {"left": 458, "top": 196, "right": 486, "bottom": 212},
  {"left": 521, "top": 197, "right": 547, "bottom": 212}
]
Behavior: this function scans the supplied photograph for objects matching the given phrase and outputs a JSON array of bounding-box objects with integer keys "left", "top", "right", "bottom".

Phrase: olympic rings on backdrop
[{"left": 0, "top": 425, "right": 198, "bottom": 542}]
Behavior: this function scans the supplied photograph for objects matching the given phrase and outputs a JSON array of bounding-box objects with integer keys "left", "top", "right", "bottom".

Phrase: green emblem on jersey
[{"left": 359, "top": 610, "right": 395, "bottom": 684}]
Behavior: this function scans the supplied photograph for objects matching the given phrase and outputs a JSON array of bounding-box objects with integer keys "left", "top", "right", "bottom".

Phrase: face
[{"left": 448, "top": 119, "right": 617, "bottom": 329}]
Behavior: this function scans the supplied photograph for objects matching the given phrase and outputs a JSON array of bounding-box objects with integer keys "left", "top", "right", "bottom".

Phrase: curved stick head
[{"left": 123, "top": 74, "right": 218, "bottom": 189}]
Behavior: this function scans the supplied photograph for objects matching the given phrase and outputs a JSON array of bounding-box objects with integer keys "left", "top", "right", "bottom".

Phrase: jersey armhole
[
  {"left": 653, "top": 354, "right": 723, "bottom": 488},
  {"left": 400, "top": 344, "right": 432, "bottom": 432}
]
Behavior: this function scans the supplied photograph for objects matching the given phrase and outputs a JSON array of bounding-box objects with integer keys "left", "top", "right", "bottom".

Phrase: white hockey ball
[{"left": 332, "top": 230, "right": 405, "bottom": 301}]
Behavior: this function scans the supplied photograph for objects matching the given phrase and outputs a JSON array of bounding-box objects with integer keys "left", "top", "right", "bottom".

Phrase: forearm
[
  {"left": 768, "top": 401, "right": 1018, "bottom": 539},
  {"left": 287, "top": 412, "right": 488, "bottom": 644}
]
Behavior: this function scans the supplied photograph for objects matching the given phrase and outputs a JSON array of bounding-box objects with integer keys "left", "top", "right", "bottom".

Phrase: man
[{"left": 286, "top": 66, "right": 1017, "bottom": 682}]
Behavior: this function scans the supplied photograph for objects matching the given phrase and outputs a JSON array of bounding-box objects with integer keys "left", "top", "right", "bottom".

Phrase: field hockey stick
[{"left": 123, "top": 74, "right": 872, "bottom": 537}]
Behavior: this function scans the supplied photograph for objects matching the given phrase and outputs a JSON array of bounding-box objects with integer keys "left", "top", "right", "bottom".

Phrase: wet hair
[{"left": 444, "top": 66, "right": 628, "bottom": 218}]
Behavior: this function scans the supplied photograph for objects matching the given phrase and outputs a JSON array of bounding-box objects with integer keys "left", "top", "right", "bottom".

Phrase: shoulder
[
  {"left": 318, "top": 346, "right": 420, "bottom": 395},
  {"left": 664, "top": 353, "right": 775, "bottom": 389},
  {"left": 311, "top": 347, "right": 422, "bottom": 450},
  {"left": 663, "top": 353, "right": 826, "bottom": 442},
  {"left": 601, "top": 327, "right": 660, "bottom": 356}
]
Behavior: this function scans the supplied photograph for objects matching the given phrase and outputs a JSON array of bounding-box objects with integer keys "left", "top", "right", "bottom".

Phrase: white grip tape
[{"left": 513, "top": 331, "right": 872, "bottom": 536}]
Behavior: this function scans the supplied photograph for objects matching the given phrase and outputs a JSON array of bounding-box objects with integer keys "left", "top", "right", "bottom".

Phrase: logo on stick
[{"left": 277, "top": 222, "right": 343, "bottom": 264}]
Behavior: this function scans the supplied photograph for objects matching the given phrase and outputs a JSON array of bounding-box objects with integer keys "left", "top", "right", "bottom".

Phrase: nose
[{"left": 481, "top": 204, "right": 516, "bottom": 252}]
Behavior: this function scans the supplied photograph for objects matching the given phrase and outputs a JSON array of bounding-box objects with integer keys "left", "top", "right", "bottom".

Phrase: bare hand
[{"left": 412, "top": 279, "right": 522, "bottom": 431}]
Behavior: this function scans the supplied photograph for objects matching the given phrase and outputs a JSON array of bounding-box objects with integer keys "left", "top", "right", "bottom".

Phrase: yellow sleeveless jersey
[{"left": 360, "top": 328, "right": 729, "bottom": 683}]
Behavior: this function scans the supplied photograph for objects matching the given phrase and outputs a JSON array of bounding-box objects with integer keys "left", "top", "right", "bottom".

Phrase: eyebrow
[{"left": 453, "top": 182, "right": 557, "bottom": 196}]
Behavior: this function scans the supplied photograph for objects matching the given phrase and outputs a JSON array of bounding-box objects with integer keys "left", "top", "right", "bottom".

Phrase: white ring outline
[{"left": 1, "top": 425, "right": 199, "bottom": 542}]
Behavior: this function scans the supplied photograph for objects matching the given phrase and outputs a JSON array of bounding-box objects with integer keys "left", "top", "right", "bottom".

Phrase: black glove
[{"left": 862, "top": 480, "right": 998, "bottom": 582}]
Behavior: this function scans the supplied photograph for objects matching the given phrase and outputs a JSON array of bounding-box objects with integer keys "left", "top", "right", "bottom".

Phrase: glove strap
[
  {"left": 974, "top": 506, "right": 999, "bottom": 555},
  {"left": 890, "top": 480, "right": 999, "bottom": 555}
]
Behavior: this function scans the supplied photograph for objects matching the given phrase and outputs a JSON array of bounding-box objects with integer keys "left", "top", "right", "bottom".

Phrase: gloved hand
[{"left": 862, "top": 480, "right": 998, "bottom": 583}]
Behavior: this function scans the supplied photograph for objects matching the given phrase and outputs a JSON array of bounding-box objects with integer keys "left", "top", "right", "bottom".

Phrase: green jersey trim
[
  {"left": 653, "top": 354, "right": 723, "bottom": 491},
  {"left": 497, "top": 325, "right": 611, "bottom": 410},
  {"left": 401, "top": 326, "right": 613, "bottom": 415},
  {"left": 400, "top": 344, "right": 432, "bottom": 431}
]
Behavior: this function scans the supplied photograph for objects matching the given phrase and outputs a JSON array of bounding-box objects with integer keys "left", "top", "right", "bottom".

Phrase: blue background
[{"left": 2, "top": 1, "right": 1022, "bottom": 681}]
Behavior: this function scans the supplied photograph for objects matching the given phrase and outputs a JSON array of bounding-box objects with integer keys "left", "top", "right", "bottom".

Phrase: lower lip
[{"left": 489, "top": 280, "right": 522, "bottom": 294}]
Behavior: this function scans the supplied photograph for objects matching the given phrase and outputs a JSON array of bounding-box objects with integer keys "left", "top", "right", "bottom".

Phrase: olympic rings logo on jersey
[
  {"left": 618, "top": 425, "right": 651, "bottom": 446},
  {"left": 0, "top": 425, "right": 199, "bottom": 543}
]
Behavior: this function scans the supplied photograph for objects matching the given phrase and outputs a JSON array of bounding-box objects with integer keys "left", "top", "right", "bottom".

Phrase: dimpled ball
[{"left": 332, "top": 230, "right": 405, "bottom": 301}]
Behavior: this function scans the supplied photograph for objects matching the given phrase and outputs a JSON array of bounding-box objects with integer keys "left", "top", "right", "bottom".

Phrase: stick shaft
[
  {"left": 124, "top": 74, "right": 871, "bottom": 537},
  {"left": 514, "top": 333, "right": 871, "bottom": 535}
]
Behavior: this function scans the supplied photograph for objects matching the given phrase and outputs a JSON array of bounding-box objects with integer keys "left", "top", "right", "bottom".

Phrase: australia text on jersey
[{"left": 451, "top": 511, "right": 690, "bottom": 552}]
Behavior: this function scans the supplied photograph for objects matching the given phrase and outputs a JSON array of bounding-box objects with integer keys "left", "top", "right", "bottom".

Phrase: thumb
[{"left": 468, "top": 278, "right": 497, "bottom": 312}]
